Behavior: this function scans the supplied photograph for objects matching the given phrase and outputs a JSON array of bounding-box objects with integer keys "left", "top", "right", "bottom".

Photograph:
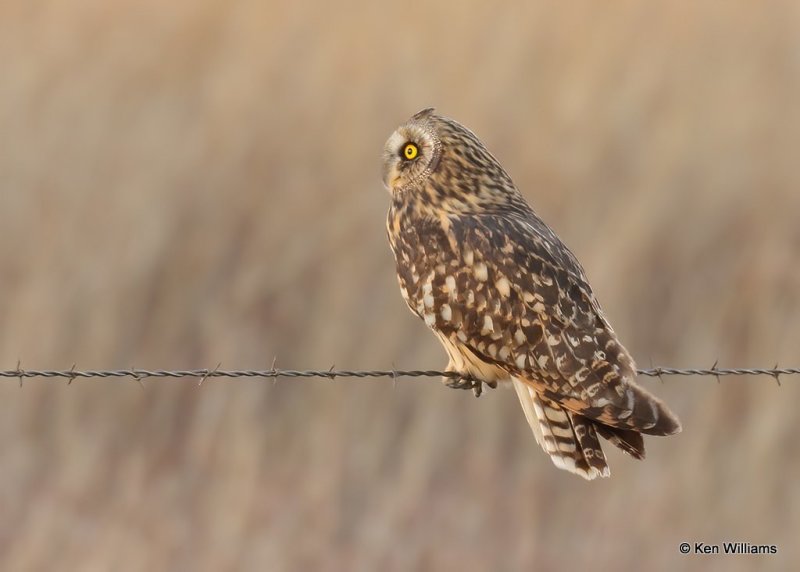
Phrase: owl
[{"left": 383, "top": 108, "right": 681, "bottom": 479}]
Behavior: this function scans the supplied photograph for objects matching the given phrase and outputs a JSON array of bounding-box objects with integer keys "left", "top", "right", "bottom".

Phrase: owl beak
[{"left": 382, "top": 163, "right": 400, "bottom": 192}]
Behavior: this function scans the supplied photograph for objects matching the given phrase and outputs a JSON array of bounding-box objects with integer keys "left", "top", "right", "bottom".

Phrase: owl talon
[{"left": 444, "top": 375, "right": 484, "bottom": 397}]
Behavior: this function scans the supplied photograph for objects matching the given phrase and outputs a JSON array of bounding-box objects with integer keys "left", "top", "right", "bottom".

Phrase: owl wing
[{"left": 427, "top": 212, "right": 680, "bottom": 436}]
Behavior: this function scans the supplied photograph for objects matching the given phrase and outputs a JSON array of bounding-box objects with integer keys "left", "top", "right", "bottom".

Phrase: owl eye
[{"left": 402, "top": 143, "right": 419, "bottom": 161}]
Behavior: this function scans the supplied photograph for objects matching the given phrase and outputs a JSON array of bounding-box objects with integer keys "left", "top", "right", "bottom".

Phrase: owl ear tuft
[{"left": 412, "top": 107, "right": 436, "bottom": 120}]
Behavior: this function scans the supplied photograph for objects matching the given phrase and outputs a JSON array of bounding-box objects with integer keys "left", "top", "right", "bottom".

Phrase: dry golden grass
[{"left": 1, "top": 1, "right": 799, "bottom": 570}]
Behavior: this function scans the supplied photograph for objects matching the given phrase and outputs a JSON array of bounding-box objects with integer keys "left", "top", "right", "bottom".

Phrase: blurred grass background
[{"left": 1, "top": 1, "right": 799, "bottom": 570}]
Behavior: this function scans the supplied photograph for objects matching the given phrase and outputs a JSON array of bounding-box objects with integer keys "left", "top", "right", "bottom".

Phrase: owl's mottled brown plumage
[{"left": 383, "top": 108, "right": 681, "bottom": 480}]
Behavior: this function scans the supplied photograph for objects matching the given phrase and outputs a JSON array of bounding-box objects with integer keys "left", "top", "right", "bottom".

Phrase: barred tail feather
[
  {"left": 594, "top": 424, "right": 646, "bottom": 460},
  {"left": 512, "top": 378, "right": 610, "bottom": 480}
]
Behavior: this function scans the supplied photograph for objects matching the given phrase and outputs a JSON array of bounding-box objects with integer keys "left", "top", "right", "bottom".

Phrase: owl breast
[
  {"left": 387, "top": 201, "right": 516, "bottom": 384},
  {"left": 388, "top": 202, "right": 456, "bottom": 319},
  {"left": 388, "top": 203, "right": 487, "bottom": 334}
]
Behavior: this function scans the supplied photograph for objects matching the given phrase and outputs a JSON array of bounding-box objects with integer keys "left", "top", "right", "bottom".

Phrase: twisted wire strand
[{"left": 1, "top": 365, "right": 798, "bottom": 384}]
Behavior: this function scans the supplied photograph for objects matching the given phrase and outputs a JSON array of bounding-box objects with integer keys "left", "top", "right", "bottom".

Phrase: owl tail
[
  {"left": 512, "top": 378, "right": 609, "bottom": 479},
  {"left": 511, "top": 378, "right": 646, "bottom": 480}
]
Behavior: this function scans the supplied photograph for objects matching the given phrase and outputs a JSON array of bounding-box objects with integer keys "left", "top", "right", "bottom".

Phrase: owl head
[
  {"left": 382, "top": 108, "right": 443, "bottom": 192},
  {"left": 382, "top": 108, "right": 519, "bottom": 212}
]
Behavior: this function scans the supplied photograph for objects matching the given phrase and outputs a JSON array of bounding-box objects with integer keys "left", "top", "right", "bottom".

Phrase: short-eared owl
[{"left": 384, "top": 108, "right": 680, "bottom": 480}]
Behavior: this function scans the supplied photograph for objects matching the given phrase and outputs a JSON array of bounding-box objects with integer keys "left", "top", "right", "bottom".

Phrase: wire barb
[
  {"left": 711, "top": 359, "right": 721, "bottom": 384},
  {"left": 67, "top": 363, "right": 78, "bottom": 385},
  {"left": 649, "top": 357, "right": 664, "bottom": 384},
  {"left": 129, "top": 366, "right": 145, "bottom": 388},
  {"left": 270, "top": 356, "right": 278, "bottom": 385},
  {"left": 198, "top": 363, "right": 221, "bottom": 387},
  {"left": 2, "top": 365, "right": 800, "bottom": 383},
  {"left": 771, "top": 362, "right": 782, "bottom": 386}
]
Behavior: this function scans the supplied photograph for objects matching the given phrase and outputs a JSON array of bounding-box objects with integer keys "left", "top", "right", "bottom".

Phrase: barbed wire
[{"left": 1, "top": 364, "right": 798, "bottom": 386}]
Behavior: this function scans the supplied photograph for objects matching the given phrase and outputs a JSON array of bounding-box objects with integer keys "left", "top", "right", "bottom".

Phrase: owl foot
[{"left": 443, "top": 375, "right": 495, "bottom": 398}]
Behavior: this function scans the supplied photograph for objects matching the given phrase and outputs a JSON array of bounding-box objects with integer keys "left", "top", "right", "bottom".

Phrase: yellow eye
[{"left": 403, "top": 143, "right": 418, "bottom": 160}]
